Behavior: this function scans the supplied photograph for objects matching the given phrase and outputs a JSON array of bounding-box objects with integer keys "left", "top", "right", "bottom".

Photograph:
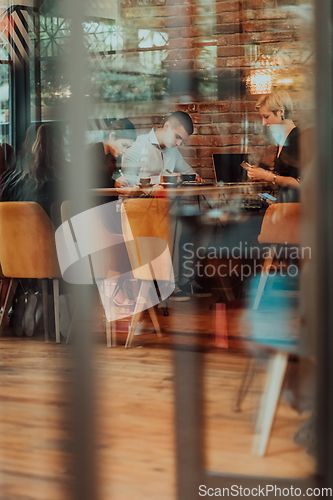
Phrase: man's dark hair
[
  {"left": 109, "top": 118, "right": 137, "bottom": 141},
  {"left": 167, "top": 111, "right": 194, "bottom": 136}
]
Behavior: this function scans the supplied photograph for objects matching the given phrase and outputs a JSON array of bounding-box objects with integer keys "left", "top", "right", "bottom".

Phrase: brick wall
[{"left": 119, "top": 0, "right": 312, "bottom": 179}]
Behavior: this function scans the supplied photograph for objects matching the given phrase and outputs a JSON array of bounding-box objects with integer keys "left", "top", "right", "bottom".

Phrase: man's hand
[
  {"left": 115, "top": 176, "right": 131, "bottom": 188},
  {"left": 195, "top": 174, "right": 203, "bottom": 183}
]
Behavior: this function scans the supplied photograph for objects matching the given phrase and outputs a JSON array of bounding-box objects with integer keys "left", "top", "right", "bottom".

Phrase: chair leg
[
  {"left": 253, "top": 244, "right": 277, "bottom": 310},
  {"left": 42, "top": 279, "right": 49, "bottom": 342},
  {"left": 148, "top": 306, "right": 162, "bottom": 337},
  {"left": 106, "top": 320, "right": 112, "bottom": 347},
  {"left": 0, "top": 278, "right": 18, "bottom": 336},
  {"left": 111, "top": 320, "right": 117, "bottom": 347},
  {"left": 125, "top": 281, "right": 148, "bottom": 348},
  {"left": 53, "top": 279, "right": 61, "bottom": 344},
  {"left": 252, "top": 351, "right": 288, "bottom": 457},
  {"left": 218, "top": 275, "right": 235, "bottom": 301},
  {"left": 66, "top": 306, "right": 76, "bottom": 344},
  {"left": 233, "top": 357, "right": 257, "bottom": 412},
  {"left": 101, "top": 280, "right": 116, "bottom": 348}
]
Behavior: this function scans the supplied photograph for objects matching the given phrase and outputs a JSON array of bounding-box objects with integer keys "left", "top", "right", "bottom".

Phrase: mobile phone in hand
[{"left": 241, "top": 161, "right": 251, "bottom": 170}]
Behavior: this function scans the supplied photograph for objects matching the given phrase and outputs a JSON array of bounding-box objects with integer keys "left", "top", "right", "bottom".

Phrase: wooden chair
[
  {"left": 121, "top": 198, "right": 174, "bottom": 348},
  {"left": 0, "top": 202, "right": 61, "bottom": 342}
]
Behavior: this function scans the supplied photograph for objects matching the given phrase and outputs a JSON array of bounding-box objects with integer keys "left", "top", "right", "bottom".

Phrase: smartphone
[
  {"left": 241, "top": 161, "right": 251, "bottom": 170},
  {"left": 258, "top": 193, "right": 277, "bottom": 201}
]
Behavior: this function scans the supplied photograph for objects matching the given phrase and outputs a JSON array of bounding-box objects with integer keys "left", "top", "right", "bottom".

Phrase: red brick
[
  {"left": 167, "top": 16, "right": 192, "bottom": 28},
  {"left": 167, "top": 0, "right": 195, "bottom": 5},
  {"left": 168, "top": 38, "right": 195, "bottom": 49},
  {"left": 242, "top": 21, "right": 269, "bottom": 32},
  {"left": 214, "top": 135, "right": 243, "bottom": 146},
  {"left": 229, "top": 101, "right": 255, "bottom": 112},
  {"left": 220, "top": 11, "right": 240, "bottom": 23},
  {"left": 120, "top": 0, "right": 137, "bottom": 7},
  {"left": 198, "top": 168, "right": 215, "bottom": 180},
  {"left": 192, "top": 15, "right": 216, "bottom": 26},
  {"left": 250, "top": 135, "right": 266, "bottom": 146},
  {"left": 174, "top": 103, "right": 198, "bottom": 113},
  {"left": 189, "top": 158, "right": 214, "bottom": 168},
  {"left": 218, "top": 33, "right": 242, "bottom": 45},
  {"left": 188, "top": 135, "right": 214, "bottom": 146},
  {"left": 216, "top": 36, "right": 228, "bottom": 47},
  {"left": 212, "top": 113, "right": 234, "bottom": 123},
  {"left": 261, "top": 31, "right": 294, "bottom": 43},
  {"left": 256, "top": 8, "right": 288, "bottom": 20},
  {"left": 194, "top": 38, "right": 217, "bottom": 48},
  {"left": 179, "top": 147, "right": 196, "bottom": 157},
  {"left": 190, "top": 114, "right": 211, "bottom": 124},
  {"left": 216, "top": 1, "right": 241, "bottom": 13},
  {"left": 171, "top": 46, "right": 210, "bottom": 62},
  {"left": 167, "top": 49, "right": 182, "bottom": 60},
  {"left": 242, "top": 0, "right": 276, "bottom": 8},
  {"left": 226, "top": 57, "right": 250, "bottom": 68},
  {"left": 178, "top": 5, "right": 197, "bottom": 16},
  {"left": 215, "top": 22, "right": 241, "bottom": 34},
  {"left": 135, "top": 18, "right": 166, "bottom": 28},
  {"left": 228, "top": 123, "right": 243, "bottom": 134},
  {"left": 217, "top": 145, "right": 244, "bottom": 154},
  {"left": 122, "top": 5, "right": 179, "bottom": 18},
  {"left": 198, "top": 102, "right": 229, "bottom": 113},
  {"left": 217, "top": 46, "right": 244, "bottom": 57},
  {"left": 181, "top": 27, "right": 203, "bottom": 38},
  {"left": 197, "top": 147, "right": 222, "bottom": 157},
  {"left": 216, "top": 58, "right": 227, "bottom": 68},
  {"left": 196, "top": 5, "right": 214, "bottom": 15},
  {"left": 166, "top": 28, "right": 182, "bottom": 39},
  {"left": 197, "top": 125, "right": 222, "bottom": 135},
  {"left": 181, "top": 48, "right": 203, "bottom": 59}
]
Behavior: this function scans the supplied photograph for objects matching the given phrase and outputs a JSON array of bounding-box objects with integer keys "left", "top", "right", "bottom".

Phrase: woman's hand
[{"left": 247, "top": 166, "right": 272, "bottom": 182}]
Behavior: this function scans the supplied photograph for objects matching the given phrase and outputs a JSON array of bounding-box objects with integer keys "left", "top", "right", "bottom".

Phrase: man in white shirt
[
  {"left": 119, "top": 111, "right": 210, "bottom": 301},
  {"left": 121, "top": 111, "right": 201, "bottom": 184}
]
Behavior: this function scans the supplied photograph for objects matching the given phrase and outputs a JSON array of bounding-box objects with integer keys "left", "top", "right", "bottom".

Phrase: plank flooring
[{"left": 0, "top": 294, "right": 316, "bottom": 500}]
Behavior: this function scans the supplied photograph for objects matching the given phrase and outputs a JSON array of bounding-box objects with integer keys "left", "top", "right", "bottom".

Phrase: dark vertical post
[
  {"left": 173, "top": 346, "right": 205, "bottom": 500},
  {"left": 314, "top": 0, "right": 333, "bottom": 487},
  {"left": 61, "top": 0, "right": 98, "bottom": 499},
  {"left": 11, "top": 60, "right": 30, "bottom": 152}
]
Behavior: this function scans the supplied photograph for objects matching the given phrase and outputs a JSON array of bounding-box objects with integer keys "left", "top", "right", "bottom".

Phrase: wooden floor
[{"left": 0, "top": 294, "right": 316, "bottom": 500}]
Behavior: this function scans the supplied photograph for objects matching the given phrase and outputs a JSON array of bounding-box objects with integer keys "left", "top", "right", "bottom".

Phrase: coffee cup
[
  {"left": 181, "top": 173, "right": 196, "bottom": 182},
  {"left": 140, "top": 177, "right": 151, "bottom": 186},
  {"left": 161, "top": 174, "right": 178, "bottom": 184}
]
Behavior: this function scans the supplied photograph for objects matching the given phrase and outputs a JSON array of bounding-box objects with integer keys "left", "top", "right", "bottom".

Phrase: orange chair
[
  {"left": 0, "top": 263, "right": 17, "bottom": 336},
  {"left": 254, "top": 202, "right": 300, "bottom": 309},
  {"left": 0, "top": 202, "right": 62, "bottom": 342},
  {"left": 121, "top": 197, "right": 174, "bottom": 348}
]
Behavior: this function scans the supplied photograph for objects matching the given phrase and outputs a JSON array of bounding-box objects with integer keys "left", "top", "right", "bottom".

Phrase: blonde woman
[{"left": 247, "top": 90, "right": 300, "bottom": 202}]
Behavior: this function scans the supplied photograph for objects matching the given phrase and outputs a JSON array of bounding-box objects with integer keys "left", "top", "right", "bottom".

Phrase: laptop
[{"left": 212, "top": 153, "right": 249, "bottom": 183}]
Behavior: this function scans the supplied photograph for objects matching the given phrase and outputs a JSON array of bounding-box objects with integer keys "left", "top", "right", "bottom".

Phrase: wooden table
[{"left": 91, "top": 181, "right": 272, "bottom": 199}]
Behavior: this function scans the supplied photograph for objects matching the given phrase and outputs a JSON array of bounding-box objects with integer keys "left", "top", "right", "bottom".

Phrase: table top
[{"left": 91, "top": 181, "right": 272, "bottom": 198}]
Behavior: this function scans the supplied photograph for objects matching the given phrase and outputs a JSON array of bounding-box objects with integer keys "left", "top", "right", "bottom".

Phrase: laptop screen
[{"left": 213, "top": 153, "right": 249, "bottom": 183}]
